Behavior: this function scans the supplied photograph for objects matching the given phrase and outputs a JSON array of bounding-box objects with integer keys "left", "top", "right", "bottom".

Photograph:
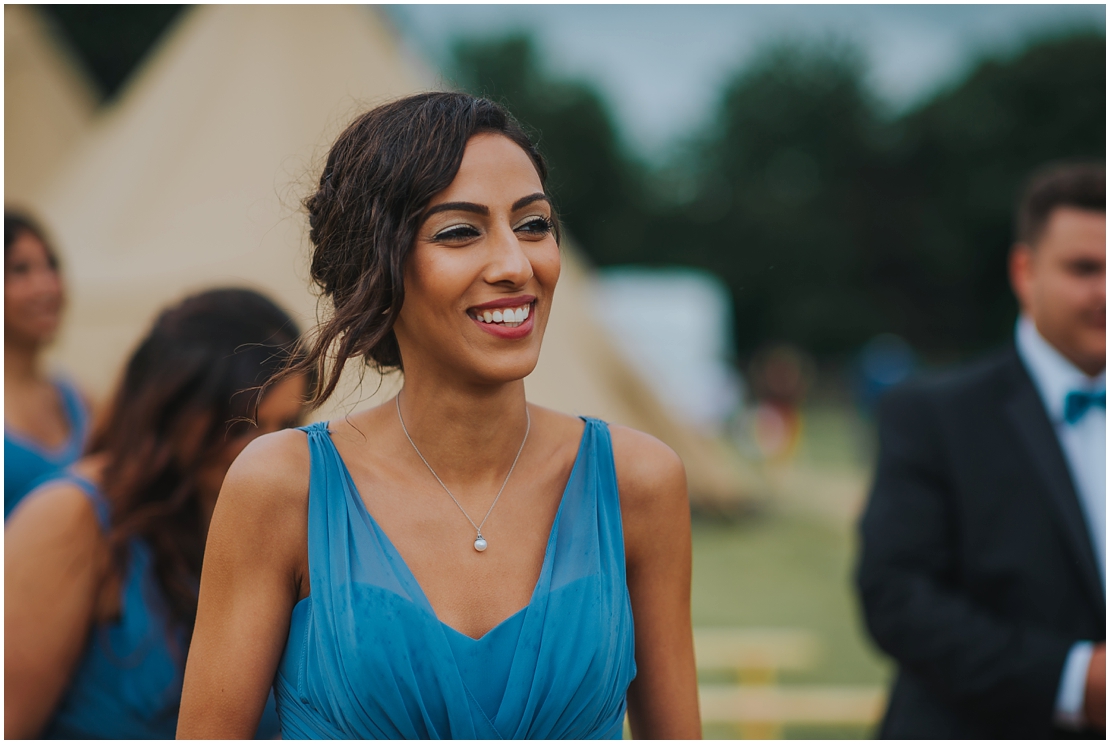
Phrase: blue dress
[
  {"left": 26, "top": 474, "right": 281, "bottom": 739},
  {"left": 275, "top": 417, "right": 637, "bottom": 739},
  {"left": 5, "top": 378, "right": 89, "bottom": 519}
]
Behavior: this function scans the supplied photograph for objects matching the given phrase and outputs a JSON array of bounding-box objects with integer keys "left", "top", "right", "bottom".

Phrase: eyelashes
[
  {"left": 431, "top": 216, "right": 554, "bottom": 243},
  {"left": 432, "top": 224, "right": 481, "bottom": 241},
  {"left": 516, "top": 216, "right": 554, "bottom": 237}
]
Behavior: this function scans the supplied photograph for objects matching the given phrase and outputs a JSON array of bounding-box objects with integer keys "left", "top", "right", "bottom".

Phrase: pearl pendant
[{"left": 474, "top": 536, "right": 488, "bottom": 552}]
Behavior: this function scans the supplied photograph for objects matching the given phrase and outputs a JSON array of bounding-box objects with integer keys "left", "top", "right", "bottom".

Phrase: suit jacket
[{"left": 857, "top": 346, "right": 1105, "bottom": 739}]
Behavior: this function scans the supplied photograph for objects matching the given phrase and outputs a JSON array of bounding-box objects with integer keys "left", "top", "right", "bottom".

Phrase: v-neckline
[
  {"left": 5, "top": 381, "right": 80, "bottom": 459},
  {"left": 322, "top": 417, "right": 591, "bottom": 642}
]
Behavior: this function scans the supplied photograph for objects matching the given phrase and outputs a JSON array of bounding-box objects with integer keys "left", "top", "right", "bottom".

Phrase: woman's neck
[
  {"left": 393, "top": 374, "right": 531, "bottom": 487},
  {"left": 5, "top": 336, "right": 42, "bottom": 387}
]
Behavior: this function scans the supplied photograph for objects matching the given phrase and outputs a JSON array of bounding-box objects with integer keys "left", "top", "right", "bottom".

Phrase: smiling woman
[{"left": 176, "top": 92, "right": 701, "bottom": 740}]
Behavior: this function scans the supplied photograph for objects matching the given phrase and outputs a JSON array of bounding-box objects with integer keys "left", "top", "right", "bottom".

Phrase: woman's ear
[{"left": 1008, "top": 243, "right": 1034, "bottom": 316}]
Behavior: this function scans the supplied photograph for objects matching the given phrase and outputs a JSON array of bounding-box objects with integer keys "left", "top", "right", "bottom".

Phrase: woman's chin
[
  {"left": 468, "top": 351, "right": 542, "bottom": 386},
  {"left": 6, "top": 323, "right": 59, "bottom": 348}
]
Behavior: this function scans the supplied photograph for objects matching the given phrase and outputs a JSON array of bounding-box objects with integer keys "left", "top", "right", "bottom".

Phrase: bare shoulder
[
  {"left": 527, "top": 403, "right": 587, "bottom": 439},
  {"left": 218, "top": 427, "right": 311, "bottom": 517},
  {"left": 5, "top": 480, "right": 107, "bottom": 567},
  {"left": 607, "top": 425, "right": 689, "bottom": 573},
  {"left": 608, "top": 425, "right": 688, "bottom": 516},
  {"left": 205, "top": 428, "right": 312, "bottom": 594}
]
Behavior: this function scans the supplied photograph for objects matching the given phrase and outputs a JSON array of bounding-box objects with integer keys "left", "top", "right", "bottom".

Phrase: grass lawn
[{"left": 690, "top": 402, "right": 893, "bottom": 739}]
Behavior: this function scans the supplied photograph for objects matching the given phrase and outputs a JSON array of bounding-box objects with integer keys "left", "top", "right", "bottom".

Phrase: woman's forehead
[
  {"left": 433, "top": 133, "right": 543, "bottom": 206},
  {"left": 7, "top": 231, "right": 50, "bottom": 262}
]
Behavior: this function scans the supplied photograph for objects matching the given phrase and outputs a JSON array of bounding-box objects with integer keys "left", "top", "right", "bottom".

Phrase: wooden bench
[
  {"left": 692, "top": 628, "right": 884, "bottom": 738},
  {"left": 699, "top": 683, "right": 885, "bottom": 724},
  {"left": 695, "top": 627, "right": 820, "bottom": 685}
]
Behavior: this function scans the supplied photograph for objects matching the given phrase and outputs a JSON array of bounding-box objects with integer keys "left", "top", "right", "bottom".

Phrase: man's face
[{"left": 1010, "top": 206, "right": 1106, "bottom": 376}]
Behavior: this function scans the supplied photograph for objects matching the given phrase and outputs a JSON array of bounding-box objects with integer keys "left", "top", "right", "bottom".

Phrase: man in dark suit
[{"left": 857, "top": 162, "right": 1106, "bottom": 738}]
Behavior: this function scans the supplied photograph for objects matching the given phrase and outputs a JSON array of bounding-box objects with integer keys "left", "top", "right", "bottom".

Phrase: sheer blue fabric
[
  {"left": 5, "top": 379, "right": 89, "bottom": 519},
  {"left": 275, "top": 417, "right": 636, "bottom": 739},
  {"left": 27, "top": 475, "right": 281, "bottom": 739}
]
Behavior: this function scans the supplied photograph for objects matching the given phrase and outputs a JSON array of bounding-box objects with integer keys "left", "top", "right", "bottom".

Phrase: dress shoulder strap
[
  {"left": 67, "top": 474, "right": 110, "bottom": 532},
  {"left": 579, "top": 416, "right": 619, "bottom": 500},
  {"left": 298, "top": 420, "right": 331, "bottom": 435},
  {"left": 543, "top": 413, "right": 630, "bottom": 614},
  {"left": 297, "top": 422, "right": 335, "bottom": 471},
  {"left": 54, "top": 378, "right": 90, "bottom": 440},
  {"left": 25, "top": 472, "right": 111, "bottom": 532}
]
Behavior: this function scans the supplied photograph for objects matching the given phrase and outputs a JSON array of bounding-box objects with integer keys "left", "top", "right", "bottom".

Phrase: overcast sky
[{"left": 386, "top": 4, "right": 1105, "bottom": 160}]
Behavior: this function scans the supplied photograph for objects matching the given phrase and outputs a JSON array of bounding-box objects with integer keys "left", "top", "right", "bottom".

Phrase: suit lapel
[{"left": 1003, "top": 353, "right": 1104, "bottom": 614}]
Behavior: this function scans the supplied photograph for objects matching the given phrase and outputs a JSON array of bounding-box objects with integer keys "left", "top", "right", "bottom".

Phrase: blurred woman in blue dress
[
  {"left": 178, "top": 93, "right": 701, "bottom": 739},
  {"left": 5, "top": 288, "right": 308, "bottom": 738},
  {"left": 4, "top": 212, "right": 90, "bottom": 518}
]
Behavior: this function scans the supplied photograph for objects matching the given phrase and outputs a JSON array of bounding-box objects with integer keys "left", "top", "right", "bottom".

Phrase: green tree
[
  {"left": 886, "top": 32, "right": 1106, "bottom": 356},
  {"left": 653, "top": 42, "right": 887, "bottom": 356},
  {"left": 650, "top": 32, "right": 1105, "bottom": 361}
]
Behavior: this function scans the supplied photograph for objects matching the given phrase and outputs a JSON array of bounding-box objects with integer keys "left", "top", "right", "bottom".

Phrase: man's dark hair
[{"left": 1015, "top": 161, "right": 1105, "bottom": 245}]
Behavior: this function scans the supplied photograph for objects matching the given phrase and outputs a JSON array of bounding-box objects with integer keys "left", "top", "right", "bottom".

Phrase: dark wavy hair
[
  {"left": 5, "top": 210, "right": 59, "bottom": 267},
  {"left": 283, "top": 92, "right": 559, "bottom": 409},
  {"left": 89, "top": 288, "right": 305, "bottom": 632}
]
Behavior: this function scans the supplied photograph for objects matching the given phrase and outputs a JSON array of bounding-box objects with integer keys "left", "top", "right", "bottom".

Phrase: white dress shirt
[{"left": 1015, "top": 315, "right": 1105, "bottom": 729}]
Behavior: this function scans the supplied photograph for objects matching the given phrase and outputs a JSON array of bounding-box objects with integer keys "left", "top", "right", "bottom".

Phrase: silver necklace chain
[{"left": 396, "top": 394, "right": 530, "bottom": 552}]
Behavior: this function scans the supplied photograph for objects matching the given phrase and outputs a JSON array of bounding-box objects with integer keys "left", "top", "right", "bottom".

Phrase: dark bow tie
[{"left": 1064, "top": 389, "right": 1106, "bottom": 425}]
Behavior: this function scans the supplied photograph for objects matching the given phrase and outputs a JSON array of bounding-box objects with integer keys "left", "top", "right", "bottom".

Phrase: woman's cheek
[{"left": 533, "top": 242, "right": 561, "bottom": 287}]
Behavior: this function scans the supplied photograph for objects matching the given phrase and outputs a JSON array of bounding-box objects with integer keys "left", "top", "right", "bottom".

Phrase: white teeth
[{"left": 473, "top": 303, "right": 532, "bottom": 325}]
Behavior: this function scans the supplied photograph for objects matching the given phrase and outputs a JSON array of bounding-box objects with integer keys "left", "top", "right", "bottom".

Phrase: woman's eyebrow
[
  {"left": 424, "top": 201, "right": 489, "bottom": 218},
  {"left": 423, "top": 193, "right": 549, "bottom": 220},
  {"left": 512, "top": 193, "right": 549, "bottom": 211}
]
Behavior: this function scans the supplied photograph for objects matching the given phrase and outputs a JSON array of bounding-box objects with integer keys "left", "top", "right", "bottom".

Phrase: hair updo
[{"left": 290, "top": 92, "right": 558, "bottom": 409}]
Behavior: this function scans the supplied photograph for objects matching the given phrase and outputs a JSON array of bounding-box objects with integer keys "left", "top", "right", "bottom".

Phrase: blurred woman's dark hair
[
  {"left": 1016, "top": 161, "right": 1105, "bottom": 245},
  {"left": 89, "top": 287, "right": 305, "bottom": 631},
  {"left": 284, "top": 92, "right": 559, "bottom": 408},
  {"left": 5, "top": 210, "right": 58, "bottom": 267}
]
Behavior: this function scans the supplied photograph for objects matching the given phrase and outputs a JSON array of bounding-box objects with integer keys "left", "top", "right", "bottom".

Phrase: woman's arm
[
  {"left": 5, "top": 484, "right": 111, "bottom": 738},
  {"left": 177, "top": 429, "right": 310, "bottom": 739},
  {"left": 611, "top": 425, "right": 701, "bottom": 739}
]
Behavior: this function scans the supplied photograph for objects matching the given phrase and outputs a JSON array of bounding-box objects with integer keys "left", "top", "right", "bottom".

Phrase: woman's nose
[
  {"left": 483, "top": 225, "right": 533, "bottom": 287},
  {"left": 33, "top": 265, "right": 62, "bottom": 295}
]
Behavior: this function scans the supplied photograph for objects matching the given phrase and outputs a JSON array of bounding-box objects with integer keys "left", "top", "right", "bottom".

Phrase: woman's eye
[
  {"left": 516, "top": 217, "right": 553, "bottom": 237},
  {"left": 433, "top": 225, "right": 481, "bottom": 242}
]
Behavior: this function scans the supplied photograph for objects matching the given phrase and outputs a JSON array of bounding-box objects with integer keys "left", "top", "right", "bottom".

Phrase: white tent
[
  {"left": 32, "top": 5, "right": 755, "bottom": 507},
  {"left": 33, "top": 4, "right": 431, "bottom": 405},
  {"left": 526, "top": 250, "right": 756, "bottom": 507},
  {"left": 4, "top": 5, "right": 98, "bottom": 206}
]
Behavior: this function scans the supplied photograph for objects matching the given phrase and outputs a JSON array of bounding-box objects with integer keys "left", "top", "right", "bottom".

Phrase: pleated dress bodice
[{"left": 274, "top": 417, "right": 636, "bottom": 739}]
